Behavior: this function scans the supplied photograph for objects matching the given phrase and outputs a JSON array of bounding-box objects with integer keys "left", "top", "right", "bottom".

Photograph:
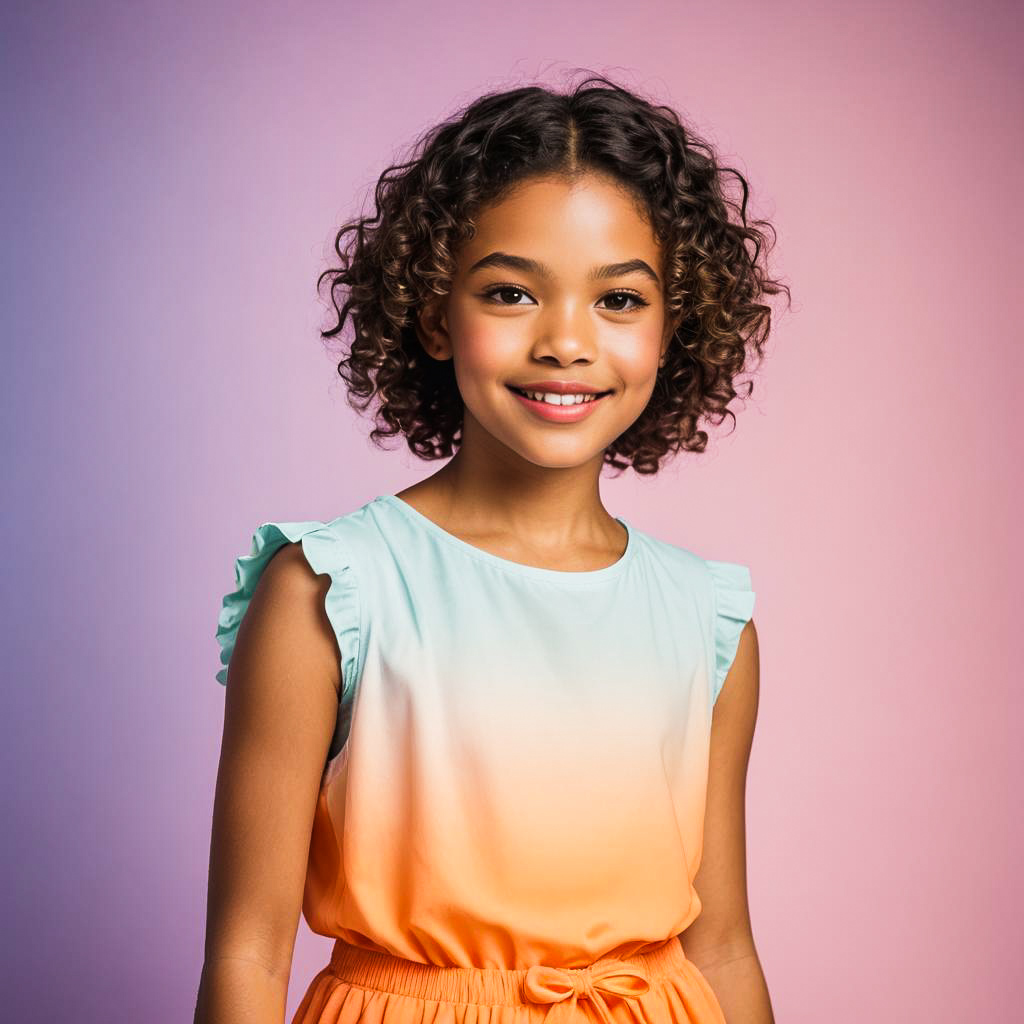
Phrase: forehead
[{"left": 464, "top": 174, "right": 660, "bottom": 264}]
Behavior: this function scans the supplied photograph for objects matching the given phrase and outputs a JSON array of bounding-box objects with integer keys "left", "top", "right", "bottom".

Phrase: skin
[
  {"left": 195, "top": 171, "right": 773, "bottom": 1024},
  {"left": 683, "top": 621, "right": 774, "bottom": 1023},
  {"left": 195, "top": 548, "right": 341, "bottom": 1024}
]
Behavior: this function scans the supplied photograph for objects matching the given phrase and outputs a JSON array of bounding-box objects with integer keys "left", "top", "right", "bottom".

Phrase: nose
[{"left": 529, "top": 300, "right": 599, "bottom": 366}]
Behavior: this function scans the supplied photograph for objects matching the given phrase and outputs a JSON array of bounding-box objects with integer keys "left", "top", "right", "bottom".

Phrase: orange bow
[{"left": 523, "top": 958, "right": 651, "bottom": 1024}]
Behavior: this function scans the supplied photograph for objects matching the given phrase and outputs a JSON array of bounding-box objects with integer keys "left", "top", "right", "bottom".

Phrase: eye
[
  {"left": 599, "top": 290, "right": 650, "bottom": 312},
  {"left": 480, "top": 283, "right": 651, "bottom": 312},
  {"left": 481, "top": 284, "right": 536, "bottom": 306}
]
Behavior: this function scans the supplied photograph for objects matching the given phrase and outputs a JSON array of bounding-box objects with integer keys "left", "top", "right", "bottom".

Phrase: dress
[{"left": 215, "top": 494, "right": 756, "bottom": 1024}]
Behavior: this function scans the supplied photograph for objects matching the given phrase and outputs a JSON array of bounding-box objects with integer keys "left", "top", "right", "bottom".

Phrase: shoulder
[
  {"left": 628, "top": 524, "right": 755, "bottom": 600},
  {"left": 710, "top": 616, "right": 760, "bottom": 732},
  {"left": 215, "top": 510, "right": 377, "bottom": 696},
  {"left": 236, "top": 540, "right": 342, "bottom": 695},
  {"left": 629, "top": 524, "right": 757, "bottom": 703},
  {"left": 630, "top": 525, "right": 707, "bottom": 581},
  {"left": 257, "top": 539, "right": 328, "bottom": 593},
  {"left": 631, "top": 528, "right": 725, "bottom": 614}
]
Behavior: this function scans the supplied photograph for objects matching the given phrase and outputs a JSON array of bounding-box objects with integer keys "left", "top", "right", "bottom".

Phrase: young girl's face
[{"left": 419, "top": 171, "right": 674, "bottom": 472}]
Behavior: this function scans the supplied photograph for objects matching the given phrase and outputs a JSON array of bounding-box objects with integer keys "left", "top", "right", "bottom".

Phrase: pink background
[{"left": 4, "top": 1, "right": 1020, "bottom": 1020}]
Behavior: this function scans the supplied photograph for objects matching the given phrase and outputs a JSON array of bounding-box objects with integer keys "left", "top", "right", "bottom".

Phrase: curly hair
[{"left": 318, "top": 71, "right": 790, "bottom": 475}]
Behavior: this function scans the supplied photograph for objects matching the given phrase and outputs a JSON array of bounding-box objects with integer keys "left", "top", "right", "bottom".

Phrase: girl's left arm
[{"left": 680, "top": 619, "right": 776, "bottom": 1024}]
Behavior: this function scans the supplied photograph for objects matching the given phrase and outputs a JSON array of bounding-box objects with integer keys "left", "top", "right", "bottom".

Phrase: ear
[{"left": 415, "top": 296, "right": 453, "bottom": 361}]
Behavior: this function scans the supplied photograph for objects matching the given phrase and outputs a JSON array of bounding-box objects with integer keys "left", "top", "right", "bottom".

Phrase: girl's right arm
[{"left": 194, "top": 543, "right": 343, "bottom": 1024}]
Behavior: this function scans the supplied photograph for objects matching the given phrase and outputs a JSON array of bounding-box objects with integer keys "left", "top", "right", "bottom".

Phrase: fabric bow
[{"left": 523, "top": 958, "right": 651, "bottom": 1024}]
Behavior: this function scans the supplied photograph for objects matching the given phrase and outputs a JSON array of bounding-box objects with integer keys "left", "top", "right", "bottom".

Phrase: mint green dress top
[{"left": 214, "top": 494, "right": 756, "bottom": 1022}]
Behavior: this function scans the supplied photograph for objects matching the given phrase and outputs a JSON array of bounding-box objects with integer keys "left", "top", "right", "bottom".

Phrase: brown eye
[
  {"left": 600, "top": 291, "right": 649, "bottom": 312},
  {"left": 481, "top": 285, "right": 535, "bottom": 306}
]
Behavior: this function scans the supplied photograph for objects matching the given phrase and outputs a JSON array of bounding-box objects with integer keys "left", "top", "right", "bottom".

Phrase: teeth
[{"left": 522, "top": 390, "right": 600, "bottom": 405}]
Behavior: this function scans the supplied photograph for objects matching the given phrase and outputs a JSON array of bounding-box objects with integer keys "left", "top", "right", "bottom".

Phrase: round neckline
[{"left": 376, "top": 494, "right": 636, "bottom": 584}]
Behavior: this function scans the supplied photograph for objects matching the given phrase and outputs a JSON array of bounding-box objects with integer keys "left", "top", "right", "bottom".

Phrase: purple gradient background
[{"left": 4, "top": 1, "right": 1021, "bottom": 1020}]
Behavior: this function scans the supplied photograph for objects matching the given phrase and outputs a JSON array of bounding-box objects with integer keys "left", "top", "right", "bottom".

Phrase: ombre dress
[{"left": 215, "top": 494, "right": 756, "bottom": 1024}]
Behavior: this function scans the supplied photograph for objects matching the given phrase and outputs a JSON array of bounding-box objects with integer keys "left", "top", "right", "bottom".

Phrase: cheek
[
  {"left": 612, "top": 326, "right": 664, "bottom": 386},
  {"left": 457, "top": 330, "right": 507, "bottom": 377},
  {"left": 447, "top": 305, "right": 516, "bottom": 379}
]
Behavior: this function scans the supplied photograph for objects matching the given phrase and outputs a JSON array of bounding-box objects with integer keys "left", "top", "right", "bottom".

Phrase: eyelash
[{"left": 480, "top": 282, "right": 651, "bottom": 312}]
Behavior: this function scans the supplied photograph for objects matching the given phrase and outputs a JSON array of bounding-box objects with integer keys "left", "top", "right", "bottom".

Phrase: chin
[
  {"left": 465, "top": 404, "right": 621, "bottom": 469},
  {"left": 502, "top": 434, "right": 610, "bottom": 470}
]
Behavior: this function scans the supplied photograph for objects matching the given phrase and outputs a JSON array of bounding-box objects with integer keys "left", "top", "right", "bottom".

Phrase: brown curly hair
[{"left": 317, "top": 71, "right": 791, "bottom": 475}]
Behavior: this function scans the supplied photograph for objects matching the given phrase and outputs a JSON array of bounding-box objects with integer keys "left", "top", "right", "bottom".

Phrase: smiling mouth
[{"left": 507, "top": 385, "right": 613, "bottom": 405}]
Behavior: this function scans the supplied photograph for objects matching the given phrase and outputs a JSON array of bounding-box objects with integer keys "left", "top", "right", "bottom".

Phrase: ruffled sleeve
[
  {"left": 706, "top": 559, "right": 756, "bottom": 704},
  {"left": 215, "top": 520, "right": 362, "bottom": 704}
]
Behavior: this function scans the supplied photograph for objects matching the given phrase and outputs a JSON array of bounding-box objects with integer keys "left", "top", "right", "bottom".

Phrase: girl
[{"left": 196, "top": 73, "right": 788, "bottom": 1024}]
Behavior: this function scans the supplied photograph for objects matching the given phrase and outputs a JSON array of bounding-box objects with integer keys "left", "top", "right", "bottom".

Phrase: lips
[
  {"left": 507, "top": 385, "right": 612, "bottom": 399},
  {"left": 507, "top": 384, "right": 612, "bottom": 422}
]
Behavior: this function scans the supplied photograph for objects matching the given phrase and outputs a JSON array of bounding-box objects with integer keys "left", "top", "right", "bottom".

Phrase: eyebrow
[{"left": 467, "top": 251, "right": 661, "bottom": 286}]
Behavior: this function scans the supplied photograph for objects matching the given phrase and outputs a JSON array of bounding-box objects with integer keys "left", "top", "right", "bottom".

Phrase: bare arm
[
  {"left": 194, "top": 543, "right": 342, "bottom": 1024},
  {"left": 680, "top": 619, "right": 775, "bottom": 1023}
]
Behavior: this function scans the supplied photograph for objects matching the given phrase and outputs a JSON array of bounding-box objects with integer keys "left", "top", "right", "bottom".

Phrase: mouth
[
  {"left": 506, "top": 385, "right": 613, "bottom": 406},
  {"left": 506, "top": 384, "right": 614, "bottom": 423}
]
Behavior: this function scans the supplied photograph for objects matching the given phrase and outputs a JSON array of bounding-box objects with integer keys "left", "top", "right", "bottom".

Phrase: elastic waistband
[{"left": 326, "top": 937, "right": 689, "bottom": 1019}]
